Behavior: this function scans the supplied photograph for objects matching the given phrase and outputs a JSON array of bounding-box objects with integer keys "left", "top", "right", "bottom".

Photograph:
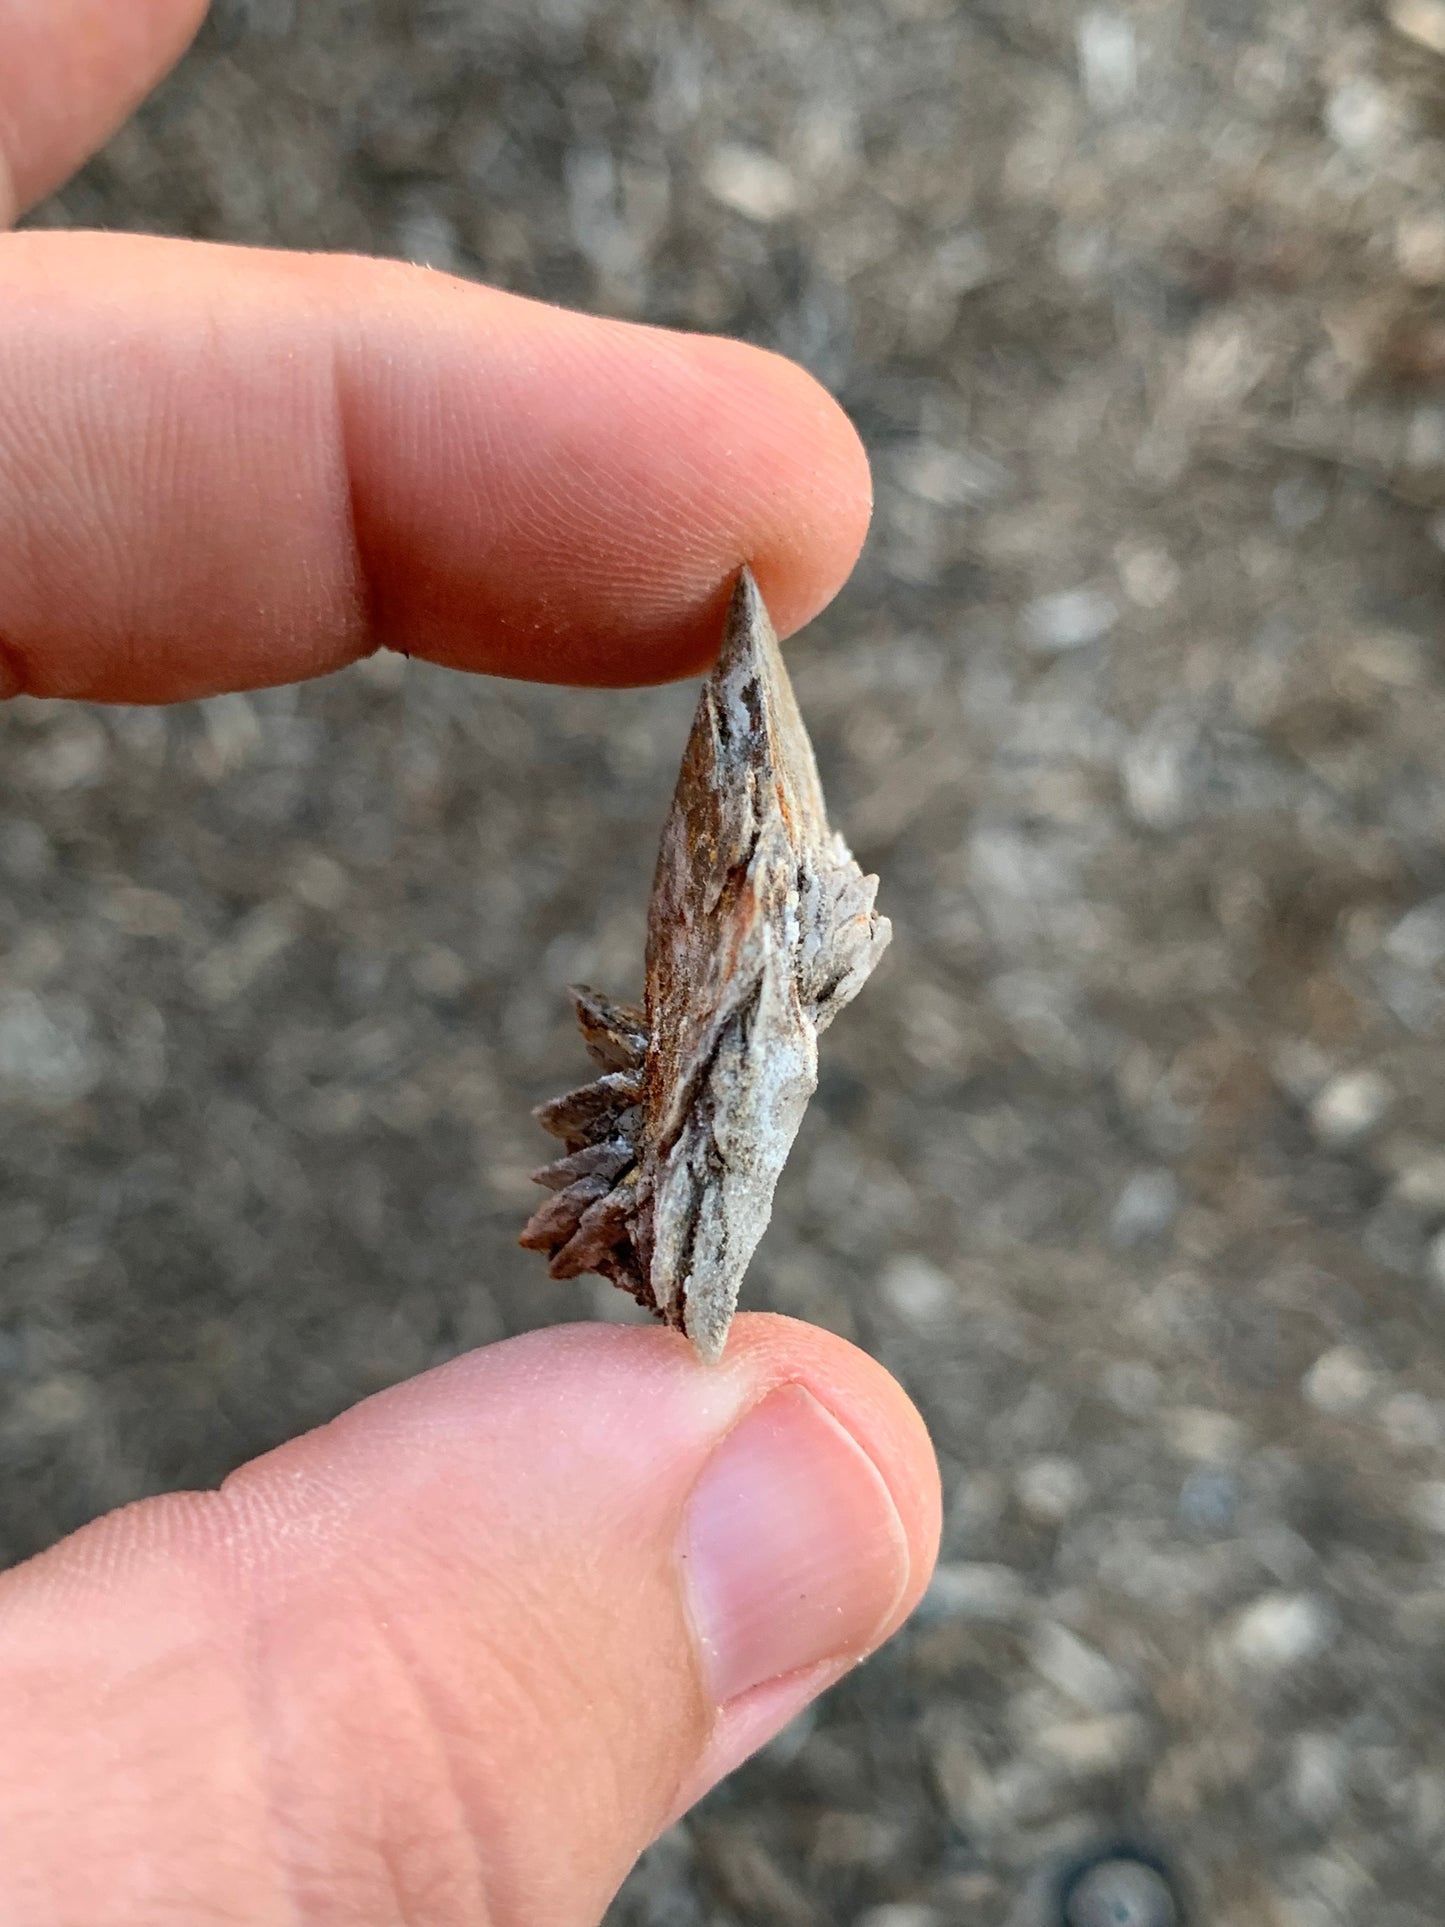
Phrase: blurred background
[{"left": 4, "top": 0, "right": 1445, "bottom": 1920}]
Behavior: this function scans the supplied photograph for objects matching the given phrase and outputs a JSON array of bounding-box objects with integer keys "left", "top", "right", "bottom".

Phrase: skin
[{"left": 0, "top": 7, "right": 941, "bottom": 1924}]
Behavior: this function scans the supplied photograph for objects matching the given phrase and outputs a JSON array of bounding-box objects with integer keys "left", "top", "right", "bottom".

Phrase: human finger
[
  {"left": 0, "top": 231, "right": 873, "bottom": 704},
  {"left": 0, "top": 0, "right": 208, "bottom": 225},
  {"left": 0, "top": 1314, "right": 939, "bottom": 1927}
]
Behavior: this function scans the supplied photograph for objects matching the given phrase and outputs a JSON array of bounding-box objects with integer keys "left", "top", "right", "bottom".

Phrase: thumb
[{"left": 0, "top": 1314, "right": 940, "bottom": 1927}]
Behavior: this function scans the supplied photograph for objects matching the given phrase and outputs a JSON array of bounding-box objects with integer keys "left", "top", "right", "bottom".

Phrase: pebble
[
  {"left": 1017, "top": 1456, "right": 1091, "bottom": 1526},
  {"left": 1031, "top": 1711, "right": 1152, "bottom": 1776},
  {"left": 1120, "top": 714, "right": 1204, "bottom": 832},
  {"left": 1272, "top": 475, "right": 1329, "bottom": 534},
  {"left": 1114, "top": 539, "right": 1181, "bottom": 608},
  {"left": 1302, "top": 1346, "right": 1378, "bottom": 1416},
  {"left": 1165, "top": 1407, "right": 1247, "bottom": 1463},
  {"left": 1030, "top": 1622, "right": 1134, "bottom": 1712},
  {"left": 1177, "top": 1466, "right": 1239, "bottom": 1534},
  {"left": 878, "top": 1254, "right": 956, "bottom": 1325},
  {"left": 1324, "top": 77, "right": 1398, "bottom": 157},
  {"left": 918, "top": 1562, "right": 1028, "bottom": 1624},
  {"left": 894, "top": 442, "right": 1010, "bottom": 509},
  {"left": 1384, "top": 898, "right": 1445, "bottom": 968},
  {"left": 1229, "top": 1592, "right": 1337, "bottom": 1670},
  {"left": 1379, "top": 1392, "right": 1443, "bottom": 1450},
  {"left": 703, "top": 144, "right": 798, "bottom": 221},
  {"left": 1409, "top": 1480, "right": 1445, "bottom": 1533},
  {"left": 1397, "top": 211, "right": 1445, "bottom": 286},
  {"left": 1063, "top": 1856, "right": 1180, "bottom": 1927},
  {"left": 1109, "top": 1169, "right": 1180, "bottom": 1248},
  {"left": 0, "top": 990, "right": 102, "bottom": 1109},
  {"left": 1076, "top": 10, "right": 1138, "bottom": 115},
  {"left": 1021, "top": 588, "right": 1119, "bottom": 653},
  {"left": 1405, "top": 403, "right": 1445, "bottom": 471},
  {"left": 1101, "top": 1360, "right": 1161, "bottom": 1413},
  {"left": 1288, "top": 1732, "right": 1350, "bottom": 1824},
  {"left": 0, "top": 818, "right": 52, "bottom": 882},
  {"left": 1308, "top": 1069, "right": 1392, "bottom": 1148},
  {"left": 1389, "top": 1151, "right": 1445, "bottom": 1212}
]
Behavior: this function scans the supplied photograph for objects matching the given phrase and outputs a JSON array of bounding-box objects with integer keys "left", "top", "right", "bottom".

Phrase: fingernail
[{"left": 680, "top": 1384, "right": 910, "bottom": 1706}]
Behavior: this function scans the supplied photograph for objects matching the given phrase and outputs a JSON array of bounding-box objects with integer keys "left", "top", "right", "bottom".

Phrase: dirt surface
[{"left": 7, "top": 1, "right": 1445, "bottom": 1920}]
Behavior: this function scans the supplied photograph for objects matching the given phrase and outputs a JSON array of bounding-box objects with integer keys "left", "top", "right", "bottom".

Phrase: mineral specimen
[{"left": 521, "top": 567, "right": 890, "bottom": 1362}]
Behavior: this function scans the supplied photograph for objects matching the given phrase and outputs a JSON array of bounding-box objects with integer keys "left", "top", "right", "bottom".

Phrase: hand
[{"left": 0, "top": 7, "right": 940, "bottom": 1924}]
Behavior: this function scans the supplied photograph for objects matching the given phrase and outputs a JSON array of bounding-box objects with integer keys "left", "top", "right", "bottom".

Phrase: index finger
[
  {"left": 0, "top": 0, "right": 208, "bottom": 224},
  {"left": 0, "top": 233, "right": 872, "bottom": 704}
]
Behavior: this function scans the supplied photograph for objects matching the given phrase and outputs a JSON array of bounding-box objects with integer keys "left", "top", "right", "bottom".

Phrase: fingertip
[
  {"left": 661, "top": 332, "right": 874, "bottom": 651},
  {"left": 342, "top": 287, "right": 875, "bottom": 688},
  {"left": 0, "top": 0, "right": 209, "bottom": 218},
  {"left": 0, "top": 1313, "right": 936, "bottom": 1924},
  {"left": 0, "top": 237, "right": 872, "bottom": 699},
  {"left": 715, "top": 1313, "right": 942, "bottom": 1621}
]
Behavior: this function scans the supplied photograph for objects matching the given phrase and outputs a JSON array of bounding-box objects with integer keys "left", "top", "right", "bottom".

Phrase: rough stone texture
[
  {"left": 525, "top": 571, "right": 890, "bottom": 1362},
  {"left": 7, "top": 1, "right": 1445, "bottom": 1920}
]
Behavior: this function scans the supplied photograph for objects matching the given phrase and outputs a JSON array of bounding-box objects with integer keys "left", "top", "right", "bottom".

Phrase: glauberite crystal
[{"left": 521, "top": 568, "right": 890, "bottom": 1362}]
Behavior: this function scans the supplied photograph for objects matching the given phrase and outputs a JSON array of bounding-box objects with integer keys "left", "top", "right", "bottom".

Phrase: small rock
[
  {"left": 196, "top": 692, "right": 262, "bottom": 778},
  {"left": 1308, "top": 1068, "right": 1391, "bottom": 1148},
  {"left": 1406, "top": 403, "right": 1445, "bottom": 471},
  {"left": 1102, "top": 1360, "right": 1161, "bottom": 1413},
  {"left": 855, "top": 1908, "right": 940, "bottom": 1927},
  {"left": 1409, "top": 1480, "right": 1445, "bottom": 1533},
  {"left": 1120, "top": 714, "right": 1204, "bottom": 832},
  {"left": 398, "top": 207, "right": 459, "bottom": 272},
  {"left": 190, "top": 909, "right": 296, "bottom": 1007},
  {"left": 879, "top": 1255, "right": 956, "bottom": 1325},
  {"left": 1114, "top": 539, "right": 1181, "bottom": 609},
  {"left": 0, "top": 818, "right": 52, "bottom": 882},
  {"left": 1288, "top": 1732, "right": 1349, "bottom": 1824},
  {"left": 1379, "top": 1392, "right": 1443, "bottom": 1450},
  {"left": 1424, "top": 1229, "right": 1445, "bottom": 1297},
  {"left": 1063, "top": 1856, "right": 1180, "bottom": 1927},
  {"left": 1384, "top": 898, "right": 1445, "bottom": 968},
  {"left": 703, "top": 144, "right": 798, "bottom": 222},
  {"left": 18, "top": 714, "right": 108, "bottom": 792},
  {"left": 7, "top": 1373, "right": 94, "bottom": 1435},
  {"left": 1389, "top": 1151, "right": 1445, "bottom": 1211},
  {"left": 918, "top": 1562, "right": 1027, "bottom": 1624},
  {"left": 811, "top": 1811, "right": 904, "bottom": 1868},
  {"left": 0, "top": 991, "right": 102, "bottom": 1109},
  {"left": 1397, "top": 211, "right": 1445, "bottom": 286},
  {"left": 1302, "top": 1346, "right": 1378, "bottom": 1416},
  {"left": 1270, "top": 1038, "right": 1334, "bottom": 1104},
  {"left": 1272, "top": 475, "right": 1329, "bottom": 534},
  {"left": 1165, "top": 1406, "right": 1247, "bottom": 1463},
  {"left": 1229, "top": 1592, "right": 1337, "bottom": 1670},
  {"left": 1017, "top": 1456, "right": 1090, "bottom": 1526},
  {"left": 1031, "top": 1711, "right": 1152, "bottom": 1776},
  {"left": 1361, "top": 1198, "right": 1425, "bottom": 1277},
  {"left": 894, "top": 442, "right": 1010, "bottom": 508},
  {"left": 408, "top": 945, "right": 469, "bottom": 999},
  {"left": 1030, "top": 1622, "right": 1133, "bottom": 1712},
  {"left": 1109, "top": 1169, "right": 1180, "bottom": 1247},
  {"left": 1177, "top": 1466, "right": 1238, "bottom": 1534},
  {"left": 1076, "top": 10, "right": 1138, "bottom": 114},
  {"left": 1022, "top": 587, "right": 1119, "bottom": 653},
  {"left": 1324, "top": 77, "right": 1398, "bottom": 156},
  {"left": 287, "top": 849, "right": 351, "bottom": 912}
]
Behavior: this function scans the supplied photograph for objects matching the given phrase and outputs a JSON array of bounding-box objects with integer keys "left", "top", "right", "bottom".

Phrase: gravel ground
[{"left": 7, "top": 1, "right": 1445, "bottom": 1920}]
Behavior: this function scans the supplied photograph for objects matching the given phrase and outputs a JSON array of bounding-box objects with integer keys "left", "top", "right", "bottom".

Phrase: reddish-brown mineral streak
[{"left": 522, "top": 567, "right": 890, "bottom": 1362}]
